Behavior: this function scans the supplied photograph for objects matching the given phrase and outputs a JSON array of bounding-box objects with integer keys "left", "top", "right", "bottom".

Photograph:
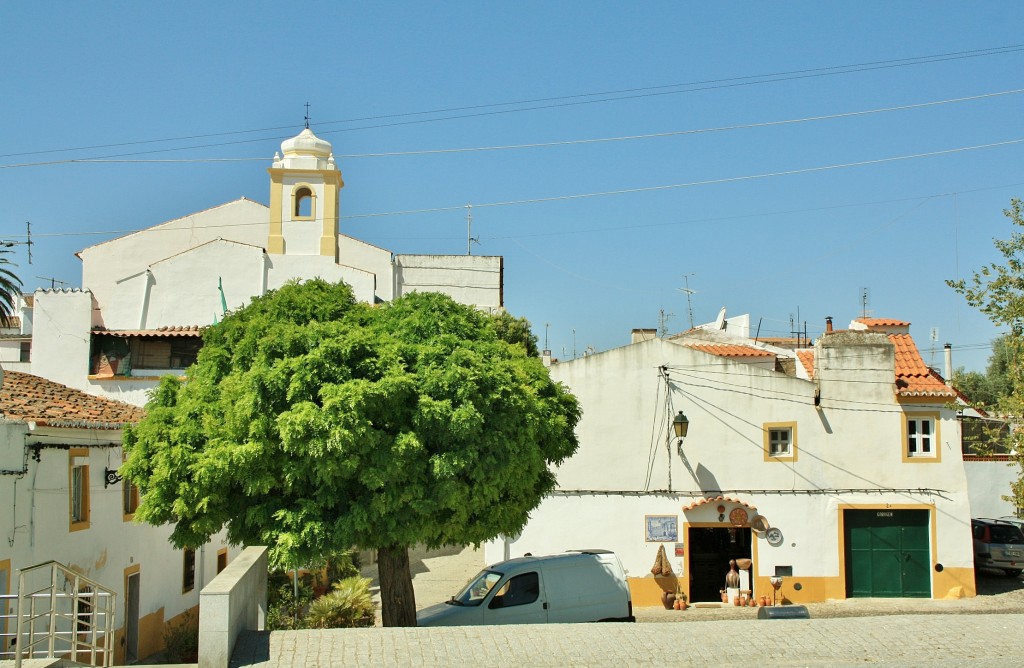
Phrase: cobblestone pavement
[{"left": 231, "top": 612, "right": 1023, "bottom": 667}]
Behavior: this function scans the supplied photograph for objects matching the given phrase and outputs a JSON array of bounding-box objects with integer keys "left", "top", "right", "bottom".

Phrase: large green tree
[
  {"left": 948, "top": 197, "right": 1024, "bottom": 514},
  {"left": 951, "top": 334, "right": 1015, "bottom": 409},
  {"left": 122, "top": 279, "right": 580, "bottom": 626}
]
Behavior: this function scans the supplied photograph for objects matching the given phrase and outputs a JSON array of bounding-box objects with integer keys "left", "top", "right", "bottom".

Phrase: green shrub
[
  {"left": 266, "top": 578, "right": 314, "bottom": 631},
  {"left": 304, "top": 576, "right": 375, "bottom": 629},
  {"left": 162, "top": 610, "right": 199, "bottom": 663}
]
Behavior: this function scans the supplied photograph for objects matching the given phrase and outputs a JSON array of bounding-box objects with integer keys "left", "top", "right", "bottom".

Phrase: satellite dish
[{"left": 714, "top": 307, "right": 727, "bottom": 330}]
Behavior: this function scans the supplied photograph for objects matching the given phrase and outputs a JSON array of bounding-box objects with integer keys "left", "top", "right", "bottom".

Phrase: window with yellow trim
[
  {"left": 69, "top": 450, "right": 90, "bottom": 531},
  {"left": 906, "top": 416, "right": 937, "bottom": 458},
  {"left": 122, "top": 479, "right": 140, "bottom": 520},
  {"left": 763, "top": 422, "right": 797, "bottom": 461}
]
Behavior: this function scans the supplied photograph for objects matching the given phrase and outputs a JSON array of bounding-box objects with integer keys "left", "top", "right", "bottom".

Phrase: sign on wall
[{"left": 645, "top": 515, "right": 678, "bottom": 542}]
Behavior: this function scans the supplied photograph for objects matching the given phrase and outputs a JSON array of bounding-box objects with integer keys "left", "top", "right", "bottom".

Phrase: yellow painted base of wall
[
  {"left": 934, "top": 567, "right": 976, "bottom": 598},
  {"left": 630, "top": 569, "right": 977, "bottom": 608},
  {"left": 628, "top": 576, "right": 681, "bottom": 607}
]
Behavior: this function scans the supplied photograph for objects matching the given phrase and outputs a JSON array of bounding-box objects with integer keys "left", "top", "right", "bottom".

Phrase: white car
[{"left": 417, "top": 550, "right": 635, "bottom": 626}]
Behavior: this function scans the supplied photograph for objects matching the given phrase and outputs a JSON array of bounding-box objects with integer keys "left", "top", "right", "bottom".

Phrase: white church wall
[
  {"left": 80, "top": 199, "right": 269, "bottom": 321},
  {"left": 395, "top": 254, "right": 503, "bottom": 311}
]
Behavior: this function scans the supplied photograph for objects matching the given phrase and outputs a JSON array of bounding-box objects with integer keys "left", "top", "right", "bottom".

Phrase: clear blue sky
[{"left": 3, "top": 2, "right": 1023, "bottom": 372}]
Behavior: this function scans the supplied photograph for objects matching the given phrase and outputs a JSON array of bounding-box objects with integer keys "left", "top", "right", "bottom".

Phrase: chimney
[
  {"left": 944, "top": 343, "right": 952, "bottom": 385},
  {"left": 825, "top": 316, "right": 833, "bottom": 334}
]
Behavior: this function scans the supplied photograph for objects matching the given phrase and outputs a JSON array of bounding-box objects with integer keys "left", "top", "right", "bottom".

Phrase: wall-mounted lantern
[{"left": 673, "top": 411, "right": 689, "bottom": 455}]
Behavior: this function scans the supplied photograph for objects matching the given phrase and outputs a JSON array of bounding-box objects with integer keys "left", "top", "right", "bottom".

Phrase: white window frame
[{"left": 907, "top": 417, "right": 935, "bottom": 457}]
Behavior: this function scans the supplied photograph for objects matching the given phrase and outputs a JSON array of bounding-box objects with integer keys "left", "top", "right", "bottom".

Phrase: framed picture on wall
[{"left": 645, "top": 515, "right": 678, "bottom": 542}]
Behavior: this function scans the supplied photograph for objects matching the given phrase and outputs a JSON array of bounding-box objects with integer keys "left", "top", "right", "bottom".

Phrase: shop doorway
[{"left": 687, "top": 526, "right": 752, "bottom": 603}]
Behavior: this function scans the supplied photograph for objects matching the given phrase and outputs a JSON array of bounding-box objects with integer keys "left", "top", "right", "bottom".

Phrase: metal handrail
[{"left": 12, "top": 561, "right": 116, "bottom": 668}]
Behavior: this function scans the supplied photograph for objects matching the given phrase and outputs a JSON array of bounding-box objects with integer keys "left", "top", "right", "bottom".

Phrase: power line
[
  {"left": 341, "top": 137, "right": 1024, "bottom": 220},
  {"left": 3, "top": 43, "right": 1022, "bottom": 161},
  {"left": 5, "top": 86, "right": 1023, "bottom": 170}
]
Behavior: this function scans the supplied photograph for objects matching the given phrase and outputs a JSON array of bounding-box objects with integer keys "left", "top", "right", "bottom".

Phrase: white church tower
[{"left": 267, "top": 128, "right": 343, "bottom": 261}]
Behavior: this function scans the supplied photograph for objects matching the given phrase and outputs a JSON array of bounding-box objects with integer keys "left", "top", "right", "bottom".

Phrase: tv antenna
[
  {"left": 658, "top": 308, "right": 675, "bottom": 337},
  {"left": 304, "top": 102, "right": 311, "bottom": 129},
  {"left": 677, "top": 274, "right": 697, "bottom": 329},
  {"left": 1, "top": 222, "right": 34, "bottom": 264},
  {"left": 860, "top": 287, "right": 871, "bottom": 319},
  {"left": 36, "top": 276, "right": 68, "bottom": 289},
  {"left": 466, "top": 204, "right": 479, "bottom": 255}
]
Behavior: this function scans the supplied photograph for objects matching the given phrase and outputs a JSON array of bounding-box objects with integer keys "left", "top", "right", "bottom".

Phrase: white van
[{"left": 416, "top": 550, "right": 635, "bottom": 627}]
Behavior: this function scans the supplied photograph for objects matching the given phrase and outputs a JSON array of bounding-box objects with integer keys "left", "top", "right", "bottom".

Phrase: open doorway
[{"left": 687, "top": 526, "right": 752, "bottom": 603}]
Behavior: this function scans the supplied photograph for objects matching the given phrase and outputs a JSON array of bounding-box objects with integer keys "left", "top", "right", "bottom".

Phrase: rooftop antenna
[
  {"left": 677, "top": 274, "right": 696, "bottom": 329},
  {"left": 860, "top": 287, "right": 871, "bottom": 319},
  {"left": 304, "top": 102, "right": 311, "bottom": 129},
  {"left": 36, "top": 276, "right": 68, "bottom": 290},
  {"left": 466, "top": 204, "right": 479, "bottom": 255},
  {"left": 658, "top": 308, "right": 675, "bottom": 337},
  {"left": 544, "top": 323, "right": 550, "bottom": 350},
  {"left": 1, "top": 222, "right": 33, "bottom": 264}
]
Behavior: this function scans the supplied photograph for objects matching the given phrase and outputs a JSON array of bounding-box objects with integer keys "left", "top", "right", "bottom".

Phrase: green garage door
[{"left": 844, "top": 509, "right": 930, "bottom": 598}]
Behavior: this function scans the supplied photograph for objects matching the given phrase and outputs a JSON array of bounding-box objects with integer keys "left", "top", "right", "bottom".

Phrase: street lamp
[
  {"left": 672, "top": 411, "right": 689, "bottom": 439},
  {"left": 673, "top": 411, "right": 689, "bottom": 455}
]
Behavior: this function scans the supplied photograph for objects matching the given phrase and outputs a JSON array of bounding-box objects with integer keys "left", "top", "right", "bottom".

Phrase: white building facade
[
  {"left": 0, "top": 370, "right": 235, "bottom": 663},
  {"left": 22, "top": 128, "right": 503, "bottom": 406},
  {"left": 486, "top": 317, "right": 978, "bottom": 606}
]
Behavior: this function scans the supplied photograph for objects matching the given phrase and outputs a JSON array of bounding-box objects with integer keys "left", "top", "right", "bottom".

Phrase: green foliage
[
  {"left": 161, "top": 610, "right": 198, "bottom": 664},
  {"left": 304, "top": 577, "right": 375, "bottom": 629},
  {"left": 950, "top": 334, "right": 1016, "bottom": 409},
  {"left": 266, "top": 577, "right": 314, "bottom": 631},
  {"left": 0, "top": 249, "right": 22, "bottom": 324},
  {"left": 490, "top": 311, "right": 540, "bottom": 356},
  {"left": 122, "top": 279, "right": 580, "bottom": 572},
  {"left": 948, "top": 198, "right": 1024, "bottom": 512}
]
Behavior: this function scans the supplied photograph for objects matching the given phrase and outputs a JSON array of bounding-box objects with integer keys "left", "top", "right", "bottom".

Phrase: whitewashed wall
[
  {"left": 30, "top": 290, "right": 94, "bottom": 392},
  {"left": 492, "top": 334, "right": 975, "bottom": 588},
  {"left": 964, "top": 459, "right": 1020, "bottom": 518},
  {"left": 395, "top": 255, "right": 503, "bottom": 311},
  {"left": 0, "top": 425, "right": 239, "bottom": 640}
]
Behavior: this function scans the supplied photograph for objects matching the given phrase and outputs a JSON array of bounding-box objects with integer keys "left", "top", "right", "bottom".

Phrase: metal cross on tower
[{"left": 304, "top": 102, "right": 311, "bottom": 129}]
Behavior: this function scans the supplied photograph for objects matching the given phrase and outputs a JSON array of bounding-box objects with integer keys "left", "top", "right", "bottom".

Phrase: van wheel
[{"left": 1003, "top": 569, "right": 1022, "bottom": 577}]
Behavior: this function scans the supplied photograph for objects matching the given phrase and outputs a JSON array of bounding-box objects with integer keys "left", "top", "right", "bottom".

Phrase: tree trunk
[{"left": 378, "top": 545, "right": 417, "bottom": 627}]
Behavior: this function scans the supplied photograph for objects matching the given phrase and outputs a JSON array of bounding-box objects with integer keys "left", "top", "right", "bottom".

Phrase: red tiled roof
[
  {"left": 890, "top": 333, "right": 957, "bottom": 398},
  {"left": 682, "top": 343, "right": 775, "bottom": 358},
  {"left": 681, "top": 495, "right": 758, "bottom": 512},
  {"left": 855, "top": 318, "right": 911, "bottom": 328},
  {"left": 0, "top": 370, "right": 145, "bottom": 428},
  {"left": 796, "top": 349, "right": 815, "bottom": 379},
  {"left": 92, "top": 325, "right": 203, "bottom": 338}
]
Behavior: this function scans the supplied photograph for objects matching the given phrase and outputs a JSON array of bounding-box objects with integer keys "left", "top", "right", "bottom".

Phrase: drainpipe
[{"left": 944, "top": 343, "right": 953, "bottom": 386}]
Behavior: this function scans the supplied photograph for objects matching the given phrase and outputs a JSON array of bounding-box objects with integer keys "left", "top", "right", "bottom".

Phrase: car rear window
[{"left": 989, "top": 525, "right": 1024, "bottom": 544}]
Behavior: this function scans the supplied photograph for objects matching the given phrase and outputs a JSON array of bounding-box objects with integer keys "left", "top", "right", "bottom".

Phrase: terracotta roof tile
[
  {"left": 889, "top": 333, "right": 957, "bottom": 398},
  {"left": 92, "top": 325, "right": 203, "bottom": 338},
  {"left": 681, "top": 496, "right": 758, "bottom": 512},
  {"left": 855, "top": 317, "right": 911, "bottom": 327},
  {"left": 682, "top": 342, "right": 776, "bottom": 358},
  {"left": 796, "top": 349, "right": 815, "bottom": 379},
  {"left": 0, "top": 370, "right": 145, "bottom": 428}
]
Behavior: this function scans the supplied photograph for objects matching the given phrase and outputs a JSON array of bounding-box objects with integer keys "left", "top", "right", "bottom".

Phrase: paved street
[{"left": 230, "top": 612, "right": 1022, "bottom": 667}]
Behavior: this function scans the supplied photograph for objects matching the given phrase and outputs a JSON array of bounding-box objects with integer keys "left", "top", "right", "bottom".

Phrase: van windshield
[{"left": 449, "top": 569, "right": 503, "bottom": 606}]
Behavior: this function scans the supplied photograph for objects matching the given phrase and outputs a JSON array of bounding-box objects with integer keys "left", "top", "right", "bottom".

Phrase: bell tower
[{"left": 267, "top": 128, "right": 343, "bottom": 259}]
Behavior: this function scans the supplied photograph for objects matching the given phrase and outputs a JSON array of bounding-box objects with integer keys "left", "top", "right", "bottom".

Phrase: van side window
[{"left": 489, "top": 572, "right": 540, "bottom": 609}]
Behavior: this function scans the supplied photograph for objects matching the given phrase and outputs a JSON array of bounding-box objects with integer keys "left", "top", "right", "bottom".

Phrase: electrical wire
[{"left": 6, "top": 87, "right": 1023, "bottom": 169}]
